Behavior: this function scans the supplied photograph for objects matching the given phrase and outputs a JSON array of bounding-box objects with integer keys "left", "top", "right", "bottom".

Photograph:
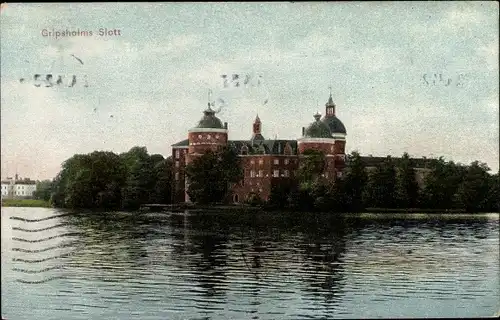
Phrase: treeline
[
  {"left": 266, "top": 151, "right": 499, "bottom": 213},
  {"left": 34, "top": 147, "right": 173, "bottom": 210},
  {"left": 36, "top": 146, "right": 499, "bottom": 213}
]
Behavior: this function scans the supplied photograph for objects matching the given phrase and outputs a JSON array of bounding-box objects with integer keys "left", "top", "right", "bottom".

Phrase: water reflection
[{"left": 2, "top": 209, "right": 499, "bottom": 319}]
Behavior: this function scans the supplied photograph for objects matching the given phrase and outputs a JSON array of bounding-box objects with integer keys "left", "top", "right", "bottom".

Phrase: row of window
[
  {"left": 1, "top": 185, "right": 33, "bottom": 189},
  {"left": 249, "top": 169, "right": 290, "bottom": 178},
  {"left": 174, "top": 149, "right": 187, "bottom": 159},
  {"left": 1, "top": 191, "right": 31, "bottom": 195},
  {"left": 250, "top": 158, "right": 295, "bottom": 165}
]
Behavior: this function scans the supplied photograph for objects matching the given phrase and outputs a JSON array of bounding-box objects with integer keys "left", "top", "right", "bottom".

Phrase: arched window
[{"left": 241, "top": 145, "right": 249, "bottom": 155}]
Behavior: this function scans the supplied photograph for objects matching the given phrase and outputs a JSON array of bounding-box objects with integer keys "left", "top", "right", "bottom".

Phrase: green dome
[
  {"left": 196, "top": 107, "right": 224, "bottom": 129},
  {"left": 304, "top": 113, "right": 333, "bottom": 138},
  {"left": 322, "top": 116, "right": 346, "bottom": 134}
]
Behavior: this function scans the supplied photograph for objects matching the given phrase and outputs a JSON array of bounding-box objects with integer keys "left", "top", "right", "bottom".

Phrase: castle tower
[
  {"left": 185, "top": 91, "right": 229, "bottom": 202},
  {"left": 321, "top": 89, "right": 347, "bottom": 170}
]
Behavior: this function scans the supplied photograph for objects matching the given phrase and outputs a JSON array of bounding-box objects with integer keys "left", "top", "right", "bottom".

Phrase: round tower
[
  {"left": 185, "top": 97, "right": 228, "bottom": 203},
  {"left": 297, "top": 112, "right": 335, "bottom": 155}
]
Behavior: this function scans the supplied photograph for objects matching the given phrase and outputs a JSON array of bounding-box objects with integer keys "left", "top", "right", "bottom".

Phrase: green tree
[
  {"left": 420, "top": 158, "right": 466, "bottom": 209},
  {"left": 364, "top": 157, "right": 397, "bottom": 208},
  {"left": 33, "top": 180, "right": 53, "bottom": 201},
  {"left": 395, "top": 153, "right": 420, "bottom": 208},
  {"left": 485, "top": 172, "right": 499, "bottom": 212},
  {"left": 120, "top": 147, "right": 155, "bottom": 210},
  {"left": 297, "top": 149, "right": 326, "bottom": 189},
  {"left": 343, "top": 151, "right": 368, "bottom": 212},
  {"left": 456, "top": 161, "right": 491, "bottom": 212},
  {"left": 149, "top": 157, "right": 173, "bottom": 204},
  {"left": 185, "top": 146, "right": 243, "bottom": 204}
]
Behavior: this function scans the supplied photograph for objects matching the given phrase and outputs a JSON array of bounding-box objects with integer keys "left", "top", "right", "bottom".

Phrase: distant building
[
  {"left": 1, "top": 173, "right": 37, "bottom": 199},
  {"left": 171, "top": 92, "right": 434, "bottom": 204}
]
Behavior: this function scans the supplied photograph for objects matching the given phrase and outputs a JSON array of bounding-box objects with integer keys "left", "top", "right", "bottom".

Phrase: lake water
[{"left": 1, "top": 207, "right": 499, "bottom": 319}]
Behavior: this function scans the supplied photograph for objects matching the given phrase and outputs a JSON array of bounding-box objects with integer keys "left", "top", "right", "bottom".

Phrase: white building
[{"left": 1, "top": 174, "right": 37, "bottom": 199}]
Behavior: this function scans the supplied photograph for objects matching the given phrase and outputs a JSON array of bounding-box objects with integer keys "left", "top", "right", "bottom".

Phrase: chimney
[
  {"left": 302, "top": 127, "right": 305, "bottom": 136},
  {"left": 224, "top": 122, "right": 228, "bottom": 130},
  {"left": 15, "top": 173, "right": 18, "bottom": 181}
]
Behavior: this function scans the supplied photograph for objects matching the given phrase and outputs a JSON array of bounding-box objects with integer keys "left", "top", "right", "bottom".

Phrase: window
[
  {"left": 198, "top": 134, "right": 202, "bottom": 139},
  {"left": 273, "top": 159, "right": 279, "bottom": 165},
  {"left": 250, "top": 170, "right": 256, "bottom": 178},
  {"left": 241, "top": 145, "right": 249, "bottom": 155},
  {"left": 284, "top": 170, "right": 289, "bottom": 177},
  {"left": 250, "top": 159, "right": 255, "bottom": 164},
  {"left": 273, "top": 170, "right": 279, "bottom": 177},
  {"left": 216, "top": 134, "right": 220, "bottom": 139},
  {"left": 259, "top": 159, "right": 264, "bottom": 165},
  {"left": 337, "top": 172, "right": 343, "bottom": 178},
  {"left": 175, "top": 173, "right": 179, "bottom": 180},
  {"left": 175, "top": 161, "right": 179, "bottom": 168},
  {"left": 175, "top": 150, "right": 180, "bottom": 159},
  {"left": 207, "top": 134, "right": 211, "bottom": 140},
  {"left": 258, "top": 170, "right": 263, "bottom": 177},
  {"left": 284, "top": 159, "right": 289, "bottom": 165},
  {"left": 259, "top": 189, "right": 263, "bottom": 193}
]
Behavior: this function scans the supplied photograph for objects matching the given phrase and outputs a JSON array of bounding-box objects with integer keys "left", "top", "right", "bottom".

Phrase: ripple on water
[{"left": 2, "top": 209, "right": 499, "bottom": 319}]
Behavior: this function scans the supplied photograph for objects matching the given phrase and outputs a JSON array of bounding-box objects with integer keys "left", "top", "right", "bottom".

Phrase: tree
[
  {"left": 420, "top": 158, "right": 466, "bottom": 209},
  {"left": 364, "top": 157, "right": 397, "bottom": 208},
  {"left": 149, "top": 157, "right": 173, "bottom": 204},
  {"left": 297, "top": 149, "right": 326, "bottom": 189},
  {"left": 343, "top": 151, "right": 368, "bottom": 212},
  {"left": 395, "top": 153, "right": 420, "bottom": 208},
  {"left": 120, "top": 147, "right": 155, "bottom": 210},
  {"left": 456, "top": 161, "right": 491, "bottom": 212},
  {"left": 185, "top": 146, "right": 243, "bottom": 204},
  {"left": 33, "top": 180, "right": 53, "bottom": 201}
]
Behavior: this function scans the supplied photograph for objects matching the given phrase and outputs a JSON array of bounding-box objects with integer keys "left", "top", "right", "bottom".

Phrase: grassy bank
[{"left": 1, "top": 198, "right": 51, "bottom": 208}]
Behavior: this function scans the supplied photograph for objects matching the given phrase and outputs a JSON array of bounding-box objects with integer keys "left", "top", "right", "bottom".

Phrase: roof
[
  {"left": 229, "top": 139, "right": 298, "bottom": 155},
  {"left": 304, "top": 113, "right": 332, "bottom": 138},
  {"left": 347, "top": 155, "right": 434, "bottom": 169},
  {"left": 196, "top": 107, "right": 224, "bottom": 129},
  {"left": 171, "top": 139, "right": 189, "bottom": 147},
  {"left": 322, "top": 115, "right": 347, "bottom": 134}
]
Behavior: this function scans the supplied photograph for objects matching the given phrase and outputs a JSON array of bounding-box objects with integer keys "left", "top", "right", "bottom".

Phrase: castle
[{"left": 171, "top": 92, "right": 350, "bottom": 204}]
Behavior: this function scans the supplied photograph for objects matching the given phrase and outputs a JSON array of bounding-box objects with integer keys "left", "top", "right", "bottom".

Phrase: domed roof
[
  {"left": 322, "top": 116, "right": 347, "bottom": 134},
  {"left": 196, "top": 106, "right": 224, "bottom": 129},
  {"left": 304, "top": 113, "right": 333, "bottom": 138}
]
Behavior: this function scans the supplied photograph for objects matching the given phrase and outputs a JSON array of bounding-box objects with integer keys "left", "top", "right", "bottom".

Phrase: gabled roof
[
  {"left": 229, "top": 139, "right": 297, "bottom": 155},
  {"left": 171, "top": 139, "right": 189, "bottom": 147}
]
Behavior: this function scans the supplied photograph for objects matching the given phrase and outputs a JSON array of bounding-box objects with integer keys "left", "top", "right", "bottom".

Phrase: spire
[
  {"left": 325, "top": 86, "right": 336, "bottom": 116},
  {"left": 204, "top": 89, "right": 215, "bottom": 115},
  {"left": 326, "top": 86, "right": 335, "bottom": 107},
  {"left": 207, "top": 89, "right": 213, "bottom": 109},
  {"left": 255, "top": 113, "right": 261, "bottom": 123}
]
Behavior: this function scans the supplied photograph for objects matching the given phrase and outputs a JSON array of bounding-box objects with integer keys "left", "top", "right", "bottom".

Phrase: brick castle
[{"left": 171, "top": 92, "right": 432, "bottom": 204}]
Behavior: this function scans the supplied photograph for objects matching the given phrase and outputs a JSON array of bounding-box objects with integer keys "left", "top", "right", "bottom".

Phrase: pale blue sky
[{"left": 1, "top": 2, "right": 498, "bottom": 180}]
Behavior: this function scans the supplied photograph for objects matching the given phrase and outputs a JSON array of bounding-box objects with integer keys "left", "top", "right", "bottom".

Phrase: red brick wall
[
  {"left": 188, "top": 131, "right": 228, "bottom": 154},
  {"left": 298, "top": 142, "right": 335, "bottom": 155},
  {"left": 334, "top": 140, "right": 346, "bottom": 154},
  {"left": 230, "top": 155, "right": 299, "bottom": 203}
]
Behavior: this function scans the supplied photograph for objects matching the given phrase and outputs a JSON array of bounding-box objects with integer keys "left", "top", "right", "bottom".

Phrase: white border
[{"left": 188, "top": 128, "right": 228, "bottom": 133}]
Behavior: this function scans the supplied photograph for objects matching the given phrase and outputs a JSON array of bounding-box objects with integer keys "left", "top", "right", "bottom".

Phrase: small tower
[
  {"left": 250, "top": 114, "right": 265, "bottom": 145},
  {"left": 325, "top": 86, "right": 336, "bottom": 117},
  {"left": 253, "top": 114, "right": 261, "bottom": 135}
]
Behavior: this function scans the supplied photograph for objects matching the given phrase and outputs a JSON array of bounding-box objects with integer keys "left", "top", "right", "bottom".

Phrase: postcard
[{"left": 1, "top": 2, "right": 498, "bottom": 320}]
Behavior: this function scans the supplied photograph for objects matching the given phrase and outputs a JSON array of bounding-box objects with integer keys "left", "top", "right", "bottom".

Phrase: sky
[{"left": 1, "top": 2, "right": 498, "bottom": 180}]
